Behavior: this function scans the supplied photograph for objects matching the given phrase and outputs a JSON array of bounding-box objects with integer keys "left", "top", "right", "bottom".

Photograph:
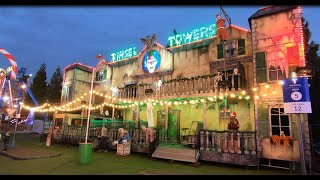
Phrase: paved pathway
[{"left": 0, "top": 147, "right": 61, "bottom": 160}]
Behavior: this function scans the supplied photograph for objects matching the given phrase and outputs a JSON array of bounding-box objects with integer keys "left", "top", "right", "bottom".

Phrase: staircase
[{"left": 152, "top": 146, "right": 200, "bottom": 163}]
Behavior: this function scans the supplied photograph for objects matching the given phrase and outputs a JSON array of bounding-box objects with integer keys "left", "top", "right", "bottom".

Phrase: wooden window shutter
[
  {"left": 238, "top": 39, "right": 246, "bottom": 55},
  {"left": 95, "top": 71, "right": 99, "bottom": 81},
  {"left": 286, "top": 45, "right": 299, "bottom": 66},
  {"left": 255, "top": 52, "right": 267, "bottom": 83},
  {"left": 103, "top": 69, "right": 107, "bottom": 80},
  {"left": 217, "top": 44, "right": 224, "bottom": 59}
]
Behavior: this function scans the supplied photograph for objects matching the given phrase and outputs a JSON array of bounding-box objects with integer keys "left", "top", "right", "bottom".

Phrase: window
[
  {"left": 63, "top": 85, "right": 73, "bottom": 102},
  {"left": 217, "top": 44, "right": 224, "bottom": 59},
  {"left": 54, "top": 118, "right": 63, "bottom": 129},
  {"left": 256, "top": 52, "right": 267, "bottom": 83},
  {"left": 267, "top": 50, "right": 286, "bottom": 81},
  {"left": 219, "top": 103, "right": 231, "bottom": 119},
  {"left": 96, "top": 69, "right": 107, "bottom": 81},
  {"left": 238, "top": 39, "right": 246, "bottom": 55},
  {"left": 217, "top": 39, "right": 245, "bottom": 59},
  {"left": 270, "top": 104, "right": 291, "bottom": 137},
  {"left": 71, "top": 119, "right": 87, "bottom": 126},
  {"left": 224, "top": 40, "right": 237, "bottom": 58}
]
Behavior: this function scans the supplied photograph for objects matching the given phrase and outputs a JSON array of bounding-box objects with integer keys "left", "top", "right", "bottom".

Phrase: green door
[
  {"left": 168, "top": 110, "right": 180, "bottom": 142},
  {"left": 157, "top": 110, "right": 181, "bottom": 143}
]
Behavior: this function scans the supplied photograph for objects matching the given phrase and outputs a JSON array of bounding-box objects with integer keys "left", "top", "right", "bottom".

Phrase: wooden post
[
  {"left": 165, "top": 103, "right": 169, "bottom": 130},
  {"left": 200, "top": 131, "right": 204, "bottom": 151},
  {"left": 230, "top": 133, "right": 234, "bottom": 153},
  {"left": 217, "top": 133, "right": 221, "bottom": 153},
  {"left": 206, "top": 131, "right": 210, "bottom": 151},
  {"left": 237, "top": 132, "right": 242, "bottom": 154},
  {"left": 203, "top": 98, "right": 207, "bottom": 129},
  {"left": 212, "top": 132, "right": 216, "bottom": 152},
  {"left": 135, "top": 105, "right": 139, "bottom": 128}
]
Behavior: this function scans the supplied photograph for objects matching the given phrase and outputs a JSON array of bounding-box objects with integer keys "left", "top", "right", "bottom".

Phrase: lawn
[{"left": 0, "top": 134, "right": 291, "bottom": 175}]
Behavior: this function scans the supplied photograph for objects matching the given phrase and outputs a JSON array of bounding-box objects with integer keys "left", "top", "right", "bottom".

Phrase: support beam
[{"left": 203, "top": 98, "right": 207, "bottom": 129}]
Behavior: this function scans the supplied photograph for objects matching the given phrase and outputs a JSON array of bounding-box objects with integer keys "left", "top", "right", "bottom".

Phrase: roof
[
  {"left": 168, "top": 38, "right": 214, "bottom": 53},
  {"left": 248, "top": 5, "right": 298, "bottom": 28},
  {"left": 64, "top": 63, "right": 94, "bottom": 73}
]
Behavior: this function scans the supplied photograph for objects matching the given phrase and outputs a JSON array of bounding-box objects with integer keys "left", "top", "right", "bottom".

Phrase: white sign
[
  {"left": 282, "top": 77, "right": 312, "bottom": 114},
  {"left": 284, "top": 102, "right": 312, "bottom": 114}
]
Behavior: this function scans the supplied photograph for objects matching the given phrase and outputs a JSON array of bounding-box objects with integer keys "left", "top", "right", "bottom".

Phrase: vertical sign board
[
  {"left": 282, "top": 77, "right": 311, "bottom": 175},
  {"left": 282, "top": 77, "right": 312, "bottom": 114}
]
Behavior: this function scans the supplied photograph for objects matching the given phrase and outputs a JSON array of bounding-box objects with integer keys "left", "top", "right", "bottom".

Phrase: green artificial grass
[{"left": 0, "top": 134, "right": 291, "bottom": 175}]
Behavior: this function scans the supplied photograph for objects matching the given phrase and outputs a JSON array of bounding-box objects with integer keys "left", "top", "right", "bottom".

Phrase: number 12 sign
[{"left": 282, "top": 77, "right": 312, "bottom": 114}]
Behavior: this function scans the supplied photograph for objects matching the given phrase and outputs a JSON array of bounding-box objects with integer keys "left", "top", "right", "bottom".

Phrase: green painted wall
[{"left": 123, "top": 99, "right": 254, "bottom": 133}]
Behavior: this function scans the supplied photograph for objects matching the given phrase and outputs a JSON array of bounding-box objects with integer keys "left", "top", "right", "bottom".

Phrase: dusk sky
[{"left": 0, "top": 6, "right": 319, "bottom": 81}]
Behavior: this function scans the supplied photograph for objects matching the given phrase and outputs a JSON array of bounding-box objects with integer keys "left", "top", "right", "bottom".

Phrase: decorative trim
[{"left": 133, "top": 70, "right": 173, "bottom": 80}]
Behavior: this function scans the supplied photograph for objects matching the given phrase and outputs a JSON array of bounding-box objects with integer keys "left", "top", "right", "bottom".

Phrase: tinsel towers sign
[
  {"left": 110, "top": 47, "right": 138, "bottom": 62},
  {"left": 167, "top": 23, "right": 217, "bottom": 48}
]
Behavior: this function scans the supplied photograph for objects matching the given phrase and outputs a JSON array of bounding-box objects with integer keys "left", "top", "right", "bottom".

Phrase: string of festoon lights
[
  {"left": 21, "top": 88, "right": 258, "bottom": 113},
  {"left": 252, "top": 80, "right": 284, "bottom": 100},
  {"left": 20, "top": 79, "right": 285, "bottom": 113}
]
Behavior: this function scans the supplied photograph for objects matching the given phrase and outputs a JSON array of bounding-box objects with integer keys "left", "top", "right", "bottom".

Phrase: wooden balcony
[{"left": 117, "top": 73, "right": 246, "bottom": 100}]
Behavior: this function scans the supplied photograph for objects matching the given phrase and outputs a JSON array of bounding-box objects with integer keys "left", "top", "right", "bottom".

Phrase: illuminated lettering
[
  {"left": 117, "top": 51, "right": 124, "bottom": 61},
  {"left": 183, "top": 32, "right": 193, "bottom": 44},
  {"left": 199, "top": 27, "right": 207, "bottom": 39},
  {"left": 111, "top": 53, "right": 116, "bottom": 62},
  {"left": 175, "top": 34, "right": 183, "bottom": 45},
  {"left": 193, "top": 28, "right": 200, "bottom": 41},
  {"left": 167, "top": 23, "right": 216, "bottom": 48},
  {"left": 168, "top": 36, "right": 175, "bottom": 47},
  {"left": 110, "top": 47, "right": 138, "bottom": 62}
]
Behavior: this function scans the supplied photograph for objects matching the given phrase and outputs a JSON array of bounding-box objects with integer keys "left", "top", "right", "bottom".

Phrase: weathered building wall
[
  {"left": 172, "top": 47, "right": 210, "bottom": 78},
  {"left": 111, "top": 45, "right": 174, "bottom": 88},
  {"left": 62, "top": 68, "right": 92, "bottom": 107},
  {"left": 250, "top": 6, "right": 311, "bottom": 163}
]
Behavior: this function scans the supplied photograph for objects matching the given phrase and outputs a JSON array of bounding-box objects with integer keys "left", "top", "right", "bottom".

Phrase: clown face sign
[{"left": 143, "top": 50, "right": 161, "bottom": 73}]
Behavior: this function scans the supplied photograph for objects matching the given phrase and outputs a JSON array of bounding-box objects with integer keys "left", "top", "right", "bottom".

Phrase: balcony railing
[
  {"left": 198, "top": 129, "right": 256, "bottom": 155},
  {"left": 117, "top": 73, "right": 245, "bottom": 99}
]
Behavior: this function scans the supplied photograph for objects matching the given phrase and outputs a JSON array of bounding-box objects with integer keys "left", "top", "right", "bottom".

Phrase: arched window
[
  {"left": 267, "top": 50, "right": 286, "bottom": 81},
  {"left": 269, "top": 103, "right": 291, "bottom": 137}
]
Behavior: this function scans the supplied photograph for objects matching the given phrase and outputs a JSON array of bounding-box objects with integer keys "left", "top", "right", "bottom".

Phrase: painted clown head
[{"left": 146, "top": 52, "right": 158, "bottom": 73}]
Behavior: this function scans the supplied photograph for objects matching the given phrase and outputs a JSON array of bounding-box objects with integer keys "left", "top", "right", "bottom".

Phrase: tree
[
  {"left": 302, "top": 17, "right": 320, "bottom": 77},
  {"left": 47, "top": 66, "right": 63, "bottom": 104},
  {"left": 303, "top": 17, "right": 320, "bottom": 145},
  {"left": 24, "top": 63, "right": 48, "bottom": 105}
]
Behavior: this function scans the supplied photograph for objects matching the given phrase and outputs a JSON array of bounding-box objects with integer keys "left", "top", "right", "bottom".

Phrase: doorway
[{"left": 157, "top": 110, "right": 181, "bottom": 143}]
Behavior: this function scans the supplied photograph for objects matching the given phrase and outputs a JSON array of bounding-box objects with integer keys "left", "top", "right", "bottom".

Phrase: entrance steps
[{"left": 152, "top": 146, "right": 200, "bottom": 163}]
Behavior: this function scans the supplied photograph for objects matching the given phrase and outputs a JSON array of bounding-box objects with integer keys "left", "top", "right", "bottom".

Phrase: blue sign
[
  {"left": 142, "top": 50, "right": 161, "bottom": 73},
  {"left": 282, "top": 77, "right": 312, "bottom": 113}
]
